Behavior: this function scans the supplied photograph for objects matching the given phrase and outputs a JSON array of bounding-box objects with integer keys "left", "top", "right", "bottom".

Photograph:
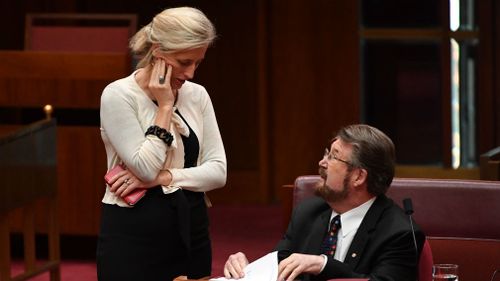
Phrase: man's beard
[{"left": 315, "top": 167, "right": 350, "bottom": 203}]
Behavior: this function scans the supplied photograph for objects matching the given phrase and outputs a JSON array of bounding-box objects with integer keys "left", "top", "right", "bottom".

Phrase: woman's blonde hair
[{"left": 130, "top": 7, "right": 216, "bottom": 68}]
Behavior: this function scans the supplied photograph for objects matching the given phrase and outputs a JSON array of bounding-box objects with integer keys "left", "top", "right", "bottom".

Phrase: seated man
[{"left": 224, "top": 124, "right": 425, "bottom": 281}]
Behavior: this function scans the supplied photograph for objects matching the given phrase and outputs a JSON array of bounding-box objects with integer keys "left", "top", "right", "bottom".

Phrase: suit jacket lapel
[
  {"left": 304, "top": 208, "right": 331, "bottom": 254},
  {"left": 343, "top": 195, "right": 391, "bottom": 268}
]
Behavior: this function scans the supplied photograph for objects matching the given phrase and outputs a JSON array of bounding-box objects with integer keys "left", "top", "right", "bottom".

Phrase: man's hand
[
  {"left": 277, "top": 253, "right": 324, "bottom": 281},
  {"left": 223, "top": 252, "right": 249, "bottom": 279}
]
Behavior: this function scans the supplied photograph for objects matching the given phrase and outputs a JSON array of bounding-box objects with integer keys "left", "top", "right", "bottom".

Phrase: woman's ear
[{"left": 151, "top": 43, "right": 161, "bottom": 57}]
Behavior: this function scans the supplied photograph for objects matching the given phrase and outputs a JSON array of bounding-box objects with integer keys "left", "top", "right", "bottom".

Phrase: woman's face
[{"left": 155, "top": 46, "right": 208, "bottom": 90}]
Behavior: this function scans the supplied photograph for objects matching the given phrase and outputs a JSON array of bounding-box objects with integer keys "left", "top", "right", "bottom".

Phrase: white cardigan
[{"left": 100, "top": 72, "right": 226, "bottom": 206}]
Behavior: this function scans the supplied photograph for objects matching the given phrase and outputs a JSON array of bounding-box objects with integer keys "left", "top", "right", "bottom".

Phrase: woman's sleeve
[
  {"left": 168, "top": 89, "right": 227, "bottom": 192},
  {"left": 100, "top": 84, "right": 167, "bottom": 182}
]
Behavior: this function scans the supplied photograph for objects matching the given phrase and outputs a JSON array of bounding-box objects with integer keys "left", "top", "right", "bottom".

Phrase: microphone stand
[{"left": 403, "top": 198, "right": 419, "bottom": 281}]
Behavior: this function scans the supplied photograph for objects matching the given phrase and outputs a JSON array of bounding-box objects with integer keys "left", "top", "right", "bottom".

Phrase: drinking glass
[{"left": 432, "top": 264, "right": 459, "bottom": 281}]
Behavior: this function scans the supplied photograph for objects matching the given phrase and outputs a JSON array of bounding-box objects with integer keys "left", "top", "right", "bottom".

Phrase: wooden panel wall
[
  {"left": 191, "top": 1, "right": 267, "bottom": 204},
  {"left": 269, "top": 0, "right": 361, "bottom": 195},
  {"left": 197, "top": 0, "right": 361, "bottom": 203}
]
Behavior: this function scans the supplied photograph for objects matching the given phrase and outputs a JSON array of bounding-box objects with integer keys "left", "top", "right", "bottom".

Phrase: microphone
[
  {"left": 403, "top": 198, "right": 414, "bottom": 216},
  {"left": 403, "top": 198, "right": 419, "bottom": 277}
]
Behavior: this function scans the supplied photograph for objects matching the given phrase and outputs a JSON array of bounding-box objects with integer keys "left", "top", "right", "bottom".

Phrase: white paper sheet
[{"left": 210, "top": 251, "right": 278, "bottom": 281}]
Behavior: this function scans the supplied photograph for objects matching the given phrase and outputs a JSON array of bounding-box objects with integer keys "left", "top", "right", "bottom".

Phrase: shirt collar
[{"left": 330, "top": 197, "right": 376, "bottom": 238}]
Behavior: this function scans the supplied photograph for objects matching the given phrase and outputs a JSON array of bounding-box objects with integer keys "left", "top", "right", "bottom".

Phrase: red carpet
[
  {"left": 209, "top": 204, "right": 283, "bottom": 276},
  {"left": 10, "top": 204, "right": 283, "bottom": 280}
]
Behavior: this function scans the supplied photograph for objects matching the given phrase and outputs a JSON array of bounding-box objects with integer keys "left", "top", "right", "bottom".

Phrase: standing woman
[{"left": 97, "top": 7, "right": 226, "bottom": 281}]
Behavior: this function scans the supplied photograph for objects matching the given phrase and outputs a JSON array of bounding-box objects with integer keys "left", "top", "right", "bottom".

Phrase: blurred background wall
[{"left": 0, "top": 0, "right": 498, "bottom": 237}]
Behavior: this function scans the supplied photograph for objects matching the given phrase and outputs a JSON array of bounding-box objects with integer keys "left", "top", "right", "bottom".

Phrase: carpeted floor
[
  {"left": 209, "top": 204, "right": 283, "bottom": 276},
  {"left": 10, "top": 204, "right": 283, "bottom": 280}
]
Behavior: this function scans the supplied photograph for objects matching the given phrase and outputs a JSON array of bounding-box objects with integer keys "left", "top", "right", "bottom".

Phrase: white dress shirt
[{"left": 333, "top": 197, "right": 376, "bottom": 262}]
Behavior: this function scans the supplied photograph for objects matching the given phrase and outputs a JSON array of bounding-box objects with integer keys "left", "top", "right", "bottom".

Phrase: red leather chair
[{"left": 418, "top": 239, "right": 433, "bottom": 281}]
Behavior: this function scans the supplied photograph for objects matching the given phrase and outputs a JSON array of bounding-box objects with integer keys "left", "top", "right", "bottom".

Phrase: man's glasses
[{"left": 323, "top": 148, "right": 352, "bottom": 166}]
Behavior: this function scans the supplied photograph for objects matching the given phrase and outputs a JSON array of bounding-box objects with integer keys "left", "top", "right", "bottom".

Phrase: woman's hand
[
  {"left": 149, "top": 58, "right": 175, "bottom": 107},
  {"left": 107, "top": 168, "right": 173, "bottom": 197},
  {"left": 107, "top": 168, "right": 150, "bottom": 197}
]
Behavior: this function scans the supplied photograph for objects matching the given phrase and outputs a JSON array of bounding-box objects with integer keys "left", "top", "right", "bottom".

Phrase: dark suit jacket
[{"left": 275, "top": 195, "right": 425, "bottom": 281}]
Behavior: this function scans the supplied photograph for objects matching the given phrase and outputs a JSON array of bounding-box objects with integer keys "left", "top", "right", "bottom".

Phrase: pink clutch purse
[{"left": 104, "top": 164, "right": 147, "bottom": 206}]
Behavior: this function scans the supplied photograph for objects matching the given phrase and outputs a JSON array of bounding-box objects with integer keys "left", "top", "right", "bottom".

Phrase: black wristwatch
[{"left": 145, "top": 125, "right": 174, "bottom": 146}]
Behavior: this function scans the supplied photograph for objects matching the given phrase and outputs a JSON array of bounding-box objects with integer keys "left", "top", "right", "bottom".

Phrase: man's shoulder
[
  {"left": 372, "top": 196, "right": 405, "bottom": 220},
  {"left": 372, "top": 195, "right": 423, "bottom": 233},
  {"left": 294, "top": 196, "right": 330, "bottom": 216}
]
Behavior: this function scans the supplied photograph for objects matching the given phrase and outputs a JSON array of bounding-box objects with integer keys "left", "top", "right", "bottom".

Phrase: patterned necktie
[{"left": 321, "top": 215, "right": 341, "bottom": 256}]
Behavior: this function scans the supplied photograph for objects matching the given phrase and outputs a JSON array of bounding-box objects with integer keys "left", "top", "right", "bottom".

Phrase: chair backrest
[
  {"left": 25, "top": 13, "right": 137, "bottom": 53},
  {"left": 387, "top": 177, "right": 500, "bottom": 239}
]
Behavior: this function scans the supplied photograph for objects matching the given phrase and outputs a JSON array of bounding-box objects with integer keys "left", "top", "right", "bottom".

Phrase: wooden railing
[{"left": 0, "top": 118, "right": 59, "bottom": 281}]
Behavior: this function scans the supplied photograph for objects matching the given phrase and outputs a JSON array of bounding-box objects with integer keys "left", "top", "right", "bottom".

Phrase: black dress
[{"left": 96, "top": 110, "right": 211, "bottom": 281}]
